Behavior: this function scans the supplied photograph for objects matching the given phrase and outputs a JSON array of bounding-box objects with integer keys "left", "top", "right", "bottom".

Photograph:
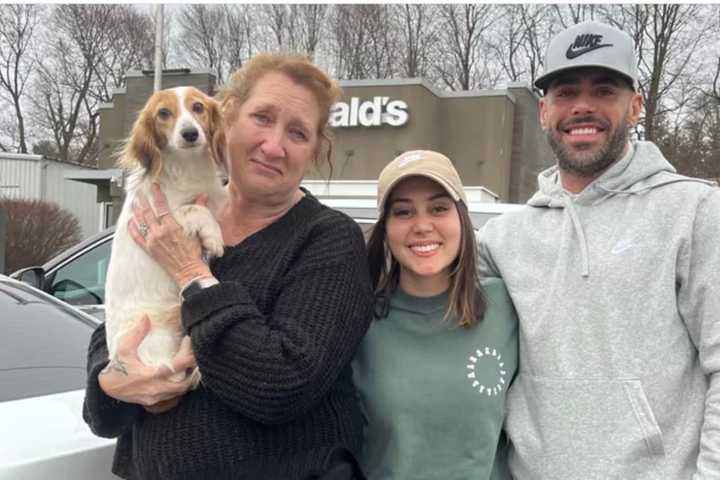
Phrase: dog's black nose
[{"left": 181, "top": 127, "right": 199, "bottom": 143}]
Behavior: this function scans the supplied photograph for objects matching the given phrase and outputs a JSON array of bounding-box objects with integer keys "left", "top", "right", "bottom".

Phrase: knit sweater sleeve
[
  {"left": 82, "top": 323, "right": 144, "bottom": 438},
  {"left": 181, "top": 210, "right": 373, "bottom": 424}
]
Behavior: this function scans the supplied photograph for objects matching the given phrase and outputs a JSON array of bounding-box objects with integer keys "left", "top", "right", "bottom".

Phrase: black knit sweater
[{"left": 82, "top": 193, "right": 373, "bottom": 480}]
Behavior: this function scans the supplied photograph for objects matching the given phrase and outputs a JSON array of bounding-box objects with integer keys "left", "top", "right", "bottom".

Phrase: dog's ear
[
  {"left": 118, "top": 100, "right": 164, "bottom": 179},
  {"left": 208, "top": 98, "right": 227, "bottom": 172}
]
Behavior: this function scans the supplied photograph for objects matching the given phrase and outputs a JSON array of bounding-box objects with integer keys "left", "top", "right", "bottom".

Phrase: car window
[
  {"left": 0, "top": 282, "right": 95, "bottom": 402},
  {"left": 48, "top": 239, "right": 112, "bottom": 306}
]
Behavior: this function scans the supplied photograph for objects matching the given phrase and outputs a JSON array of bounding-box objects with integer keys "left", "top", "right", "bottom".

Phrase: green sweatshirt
[{"left": 353, "top": 278, "right": 518, "bottom": 480}]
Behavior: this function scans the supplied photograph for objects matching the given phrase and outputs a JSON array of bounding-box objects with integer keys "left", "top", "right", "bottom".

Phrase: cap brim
[
  {"left": 378, "top": 171, "right": 463, "bottom": 215},
  {"left": 535, "top": 65, "right": 636, "bottom": 92}
]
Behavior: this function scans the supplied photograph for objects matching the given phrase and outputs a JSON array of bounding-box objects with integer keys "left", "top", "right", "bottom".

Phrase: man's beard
[{"left": 546, "top": 114, "right": 629, "bottom": 177}]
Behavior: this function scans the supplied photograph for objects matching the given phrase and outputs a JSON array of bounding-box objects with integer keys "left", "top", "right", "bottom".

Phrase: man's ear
[
  {"left": 627, "top": 91, "right": 643, "bottom": 127},
  {"left": 539, "top": 97, "right": 549, "bottom": 130}
]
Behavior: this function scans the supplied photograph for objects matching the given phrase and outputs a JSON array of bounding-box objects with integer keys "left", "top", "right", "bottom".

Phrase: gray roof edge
[
  {"left": 338, "top": 78, "right": 516, "bottom": 102},
  {"left": 443, "top": 89, "right": 516, "bottom": 103},
  {"left": 64, "top": 168, "right": 122, "bottom": 180},
  {"left": 339, "top": 78, "right": 442, "bottom": 96},
  {"left": 0, "top": 152, "right": 98, "bottom": 169},
  {"left": 0, "top": 152, "right": 44, "bottom": 162},
  {"left": 505, "top": 82, "right": 542, "bottom": 99},
  {"left": 125, "top": 68, "right": 214, "bottom": 79}
]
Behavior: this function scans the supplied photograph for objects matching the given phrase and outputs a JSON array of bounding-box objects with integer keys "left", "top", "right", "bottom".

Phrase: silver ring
[
  {"left": 138, "top": 222, "right": 149, "bottom": 238},
  {"left": 156, "top": 210, "right": 170, "bottom": 223}
]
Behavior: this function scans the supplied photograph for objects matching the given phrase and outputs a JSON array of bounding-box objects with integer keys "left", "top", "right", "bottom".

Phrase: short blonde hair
[{"left": 219, "top": 53, "right": 341, "bottom": 171}]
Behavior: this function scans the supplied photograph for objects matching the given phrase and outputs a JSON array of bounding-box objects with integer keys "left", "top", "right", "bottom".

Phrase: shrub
[{"left": 1, "top": 198, "right": 82, "bottom": 273}]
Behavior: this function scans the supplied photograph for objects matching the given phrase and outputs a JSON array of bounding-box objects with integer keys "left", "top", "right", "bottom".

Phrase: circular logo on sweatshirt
[{"left": 466, "top": 346, "right": 507, "bottom": 396}]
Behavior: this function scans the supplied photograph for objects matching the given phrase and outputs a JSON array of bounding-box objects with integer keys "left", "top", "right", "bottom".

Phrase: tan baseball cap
[{"left": 377, "top": 150, "right": 467, "bottom": 215}]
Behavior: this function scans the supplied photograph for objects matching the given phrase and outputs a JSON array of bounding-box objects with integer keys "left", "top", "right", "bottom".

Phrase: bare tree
[
  {"left": 264, "top": 4, "right": 290, "bottom": 50},
  {"left": 363, "top": 5, "right": 397, "bottom": 79},
  {"left": 296, "top": 4, "right": 327, "bottom": 60},
  {"left": 713, "top": 57, "right": 720, "bottom": 103},
  {"left": 92, "top": 7, "right": 154, "bottom": 101},
  {"left": 519, "top": 5, "right": 550, "bottom": 89},
  {"left": 606, "top": 5, "right": 711, "bottom": 142},
  {"left": 259, "top": 5, "right": 329, "bottom": 59},
  {"left": 177, "top": 5, "right": 226, "bottom": 82},
  {"left": 31, "top": 5, "right": 153, "bottom": 165},
  {"left": 329, "top": 5, "right": 371, "bottom": 79},
  {"left": 222, "top": 4, "right": 251, "bottom": 74},
  {"left": 175, "top": 4, "right": 260, "bottom": 84},
  {"left": 392, "top": 5, "right": 438, "bottom": 78},
  {"left": 489, "top": 5, "right": 532, "bottom": 83},
  {"left": 436, "top": 4, "right": 496, "bottom": 90},
  {"left": 0, "top": 4, "right": 42, "bottom": 153},
  {"left": 551, "top": 4, "right": 599, "bottom": 30}
]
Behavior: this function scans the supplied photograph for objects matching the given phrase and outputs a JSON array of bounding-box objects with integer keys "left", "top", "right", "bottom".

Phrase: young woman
[{"left": 354, "top": 150, "right": 518, "bottom": 479}]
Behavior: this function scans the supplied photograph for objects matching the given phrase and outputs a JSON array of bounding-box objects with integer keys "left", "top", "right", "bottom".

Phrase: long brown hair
[{"left": 367, "top": 198, "right": 486, "bottom": 328}]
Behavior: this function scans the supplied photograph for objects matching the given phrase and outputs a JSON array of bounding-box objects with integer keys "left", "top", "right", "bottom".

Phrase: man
[{"left": 478, "top": 21, "right": 720, "bottom": 479}]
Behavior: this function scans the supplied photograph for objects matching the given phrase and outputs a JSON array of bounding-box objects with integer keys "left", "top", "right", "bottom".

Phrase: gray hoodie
[{"left": 477, "top": 141, "right": 720, "bottom": 479}]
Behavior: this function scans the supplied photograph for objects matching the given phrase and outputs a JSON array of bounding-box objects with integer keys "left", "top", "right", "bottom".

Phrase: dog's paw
[
  {"left": 204, "top": 238, "right": 224, "bottom": 259},
  {"left": 176, "top": 204, "right": 224, "bottom": 258},
  {"left": 198, "top": 219, "right": 223, "bottom": 259}
]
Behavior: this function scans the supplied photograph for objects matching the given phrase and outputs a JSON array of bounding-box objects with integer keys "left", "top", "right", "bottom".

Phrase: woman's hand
[
  {"left": 128, "top": 183, "right": 211, "bottom": 288},
  {"left": 98, "top": 315, "right": 197, "bottom": 413}
]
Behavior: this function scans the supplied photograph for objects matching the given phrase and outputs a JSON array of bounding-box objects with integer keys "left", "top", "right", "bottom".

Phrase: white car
[
  {"left": 0, "top": 275, "right": 118, "bottom": 479},
  {"left": 10, "top": 200, "right": 523, "bottom": 318}
]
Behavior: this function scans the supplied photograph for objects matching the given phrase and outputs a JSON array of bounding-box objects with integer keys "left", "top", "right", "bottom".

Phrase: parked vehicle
[
  {"left": 11, "top": 200, "right": 523, "bottom": 315},
  {"left": 0, "top": 275, "right": 117, "bottom": 479},
  {"left": 1, "top": 200, "right": 522, "bottom": 478},
  {"left": 11, "top": 227, "right": 114, "bottom": 320}
]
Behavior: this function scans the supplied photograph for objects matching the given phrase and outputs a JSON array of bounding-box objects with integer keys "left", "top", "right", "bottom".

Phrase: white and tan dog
[{"left": 105, "top": 86, "right": 226, "bottom": 385}]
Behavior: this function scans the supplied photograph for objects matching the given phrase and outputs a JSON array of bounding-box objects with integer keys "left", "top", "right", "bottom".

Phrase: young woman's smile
[{"left": 385, "top": 176, "right": 462, "bottom": 296}]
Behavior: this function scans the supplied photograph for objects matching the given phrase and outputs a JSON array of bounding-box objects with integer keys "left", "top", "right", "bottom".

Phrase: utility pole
[
  {"left": 0, "top": 207, "right": 7, "bottom": 274},
  {"left": 154, "top": 4, "right": 164, "bottom": 92}
]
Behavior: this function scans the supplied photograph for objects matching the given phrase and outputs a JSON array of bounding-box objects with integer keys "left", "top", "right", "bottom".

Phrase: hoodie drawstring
[{"left": 563, "top": 198, "right": 590, "bottom": 278}]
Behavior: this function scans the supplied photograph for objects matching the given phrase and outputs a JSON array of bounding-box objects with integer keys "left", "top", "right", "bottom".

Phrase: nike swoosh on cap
[{"left": 566, "top": 43, "right": 612, "bottom": 59}]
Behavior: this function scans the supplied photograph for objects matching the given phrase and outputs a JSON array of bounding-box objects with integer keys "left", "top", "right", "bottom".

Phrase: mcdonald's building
[{"left": 87, "top": 69, "right": 555, "bottom": 223}]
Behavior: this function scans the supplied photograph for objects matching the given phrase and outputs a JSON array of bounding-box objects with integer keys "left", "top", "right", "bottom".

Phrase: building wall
[
  {"left": 0, "top": 154, "right": 100, "bottom": 238},
  {"left": 310, "top": 80, "right": 531, "bottom": 202},
  {"left": 507, "top": 85, "right": 556, "bottom": 202},
  {"left": 98, "top": 89, "right": 127, "bottom": 172},
  {"left": 97, "top": 74, "right": 553, "bottom": 205},
  {"left": 317, "top": 83, "right": 444, "bottom": 180},
  {"left": 438, "top": 93, "right": 515, "bottom": 199}
]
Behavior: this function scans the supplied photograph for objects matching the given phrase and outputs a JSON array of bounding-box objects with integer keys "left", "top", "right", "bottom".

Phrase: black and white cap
[{"left": 535, "top": 21, "right": 638, "bottom": 92}]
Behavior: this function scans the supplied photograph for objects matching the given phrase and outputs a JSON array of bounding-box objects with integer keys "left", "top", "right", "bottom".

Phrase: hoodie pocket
[{"left": 506, "top": 374, "right": 665, "bottom": 478}]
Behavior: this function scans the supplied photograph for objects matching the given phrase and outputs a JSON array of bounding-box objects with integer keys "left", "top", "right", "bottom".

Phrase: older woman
[{"left": 83, "top": 53, "right": 373, "bottom": 479}]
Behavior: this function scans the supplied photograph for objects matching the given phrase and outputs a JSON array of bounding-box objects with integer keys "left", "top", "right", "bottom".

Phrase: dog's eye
[
  {"left": 192, "top": 102, "right": 205, "bottom": 114},
  {"left": 157, "top": 108, "right": 172, "bottom": 120}
]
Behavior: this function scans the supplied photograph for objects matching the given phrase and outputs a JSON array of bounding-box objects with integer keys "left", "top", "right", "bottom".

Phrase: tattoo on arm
[{"left": 100, "top": 359, "right": 129, "bottom": 376}]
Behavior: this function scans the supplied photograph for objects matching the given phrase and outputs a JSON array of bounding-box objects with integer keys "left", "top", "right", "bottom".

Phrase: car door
[
  {"left": 0, "top": 278, "right": 118, "bottom": 479},
  {"left": 44, "top": 237, "right": 113, "bottom": 308}
]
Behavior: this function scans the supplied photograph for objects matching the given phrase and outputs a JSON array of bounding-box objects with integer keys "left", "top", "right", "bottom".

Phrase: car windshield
[{"left": 0, "top": 280, "right": 96, "bottom": 402}]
